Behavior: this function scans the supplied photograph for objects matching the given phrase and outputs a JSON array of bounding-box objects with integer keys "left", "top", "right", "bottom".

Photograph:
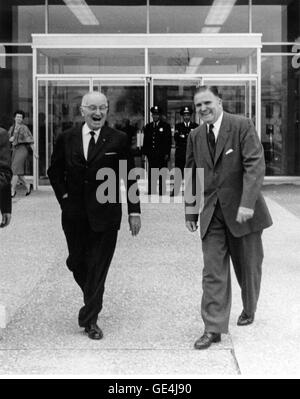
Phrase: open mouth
[{"left": 92, "top": 116, "right": 101, "bottom": 122}]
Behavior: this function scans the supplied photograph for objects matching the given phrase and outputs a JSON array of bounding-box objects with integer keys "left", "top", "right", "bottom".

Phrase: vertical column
[
  {"left": 257, "top": 43, "right": 261, "bottom": 140},
  {"left": 45, "top": 0, "right": 49, "bottom": 34},
  {"left": 0, "top": 2, "right": 12, "bottom": 127},
  {"left": 146, "top": 0, "right": 150, "bottom": 34},
  {"left": 32, "top": 47, "right": 38, "bottom": 189},
  {"left": 287, "top": 0, "right": 300, "bottom": 174}
]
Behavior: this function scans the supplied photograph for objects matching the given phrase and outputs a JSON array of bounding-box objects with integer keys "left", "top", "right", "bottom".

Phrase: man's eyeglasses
[{"left": 82, "top": 105, "right": 108, "bottom": 112}]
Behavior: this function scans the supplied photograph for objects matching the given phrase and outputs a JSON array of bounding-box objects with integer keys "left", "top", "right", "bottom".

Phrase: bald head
[
  {"left": 80, "top": 91, "right": 109, "bottom": 130},
  {"left": 81, "top": 91, "right": 108, "bottom": 107}
]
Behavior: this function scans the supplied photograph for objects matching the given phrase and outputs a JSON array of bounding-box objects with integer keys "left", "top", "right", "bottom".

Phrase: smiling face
[
  {"left": 194, "top": 89, "right": 223, "bottom": 125},
  {"left": 80, "top": 91, "right": 108, "bottom": 131},
  {"left": 183, "top": 113, "right": 191, "bottom": 123},
  {"left": 14, "top": 113, "right": 24, "bottom": 125}
]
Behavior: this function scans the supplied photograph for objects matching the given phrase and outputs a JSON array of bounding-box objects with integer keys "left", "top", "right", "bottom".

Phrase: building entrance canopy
[{"left": 32, "top": 33, "right": 261, "bottom": 187}]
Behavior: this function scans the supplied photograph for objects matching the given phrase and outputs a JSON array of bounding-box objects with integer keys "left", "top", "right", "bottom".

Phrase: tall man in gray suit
[
  {"left": 185, "top": 86, "right": 272, "bottom": 349},
  {"left": 0, "top": 127, "right": 12, "bottom": 228}
]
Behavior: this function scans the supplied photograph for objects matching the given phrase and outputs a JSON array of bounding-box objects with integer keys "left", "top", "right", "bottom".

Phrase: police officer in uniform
[
  {"left": 170, "top": 105, "right": 198, "bottom": 196},
  {"left": 142, "top": 105, "right": 172, "bottom": 195}
]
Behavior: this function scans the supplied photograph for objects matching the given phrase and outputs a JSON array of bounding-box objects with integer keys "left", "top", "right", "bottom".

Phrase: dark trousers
[
  {"left": 147, "top": 157, "right": 168, "bottom": 195},
  {"left": 201, "top": 202, "right": 263, "bottom": 333},
  {"left": 62, "top": 212, "right": 118, "bottom": 328}
]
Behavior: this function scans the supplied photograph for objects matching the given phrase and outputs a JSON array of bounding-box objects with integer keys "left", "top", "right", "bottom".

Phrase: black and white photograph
[{"left": 0, "top": 0, "right": 300, "bottom": 386}]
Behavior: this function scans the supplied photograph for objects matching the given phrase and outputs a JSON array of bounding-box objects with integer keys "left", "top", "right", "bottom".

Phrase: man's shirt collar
[
  {"left": 207, "top": 112, "right": 223, "bottom": 139},
  {"left": 82, "top": 123, "right": 101, "bottom": 140}
]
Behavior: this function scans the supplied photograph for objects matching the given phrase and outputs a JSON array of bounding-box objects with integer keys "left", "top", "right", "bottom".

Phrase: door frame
[
  {"left": 33, "top": 33, "right": 262, "bottom": 188},
  {"left": 35, "top": 76, "right": 148, "bottom": 188},
  {"left": 151, "top": 75, "right": 259, "bottom": 131}
]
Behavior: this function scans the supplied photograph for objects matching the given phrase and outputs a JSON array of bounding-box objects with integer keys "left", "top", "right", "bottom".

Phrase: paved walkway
[{"left": 0, "top": 186, "right": 299, "bottom": 377}]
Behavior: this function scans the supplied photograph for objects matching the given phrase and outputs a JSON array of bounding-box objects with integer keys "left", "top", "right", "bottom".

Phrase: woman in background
[{"left": 9, "top": 110, "right": 37, "bottom": 197}]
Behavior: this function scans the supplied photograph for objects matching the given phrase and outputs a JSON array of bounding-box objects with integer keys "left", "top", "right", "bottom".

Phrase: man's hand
[
  {"left": 0, "top": 213, "right": 11, "bottom": 228},
  {"left": 236, "top": 206, "right": 254, "bottom": 223},
  {"left": 185, "top": 221, "right": 198, "bottom": 232},
  {"left": 128, "top": 215, "right": 141, "bottom": 236}
]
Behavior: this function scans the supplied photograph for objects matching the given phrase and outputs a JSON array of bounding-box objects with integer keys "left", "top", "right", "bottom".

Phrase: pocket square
[
  {"left": 105, "top": 152, "right": 117, "bottom": 155},
  {"left": 225, "top": 149, "right": 233, "bottom": 155}
]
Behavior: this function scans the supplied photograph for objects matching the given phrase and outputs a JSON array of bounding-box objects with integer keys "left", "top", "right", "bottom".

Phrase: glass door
[
  {"left": 202, "top": 78, "right": 258, "bottom": 131},
  {"left": 92, "top": 79, "right": 145, "bottom": 131},
  {"left": 37, "top": 79, "right": 90, "bottom": 185},
  {"left": 152, "top": 78, "right": 202, "bottom": 169},
  {"left": 93, "top": 78, "right": 146, "bottom": 169},
  {"left": 36, "top": 78, "right": 147, "bottom": 186}
]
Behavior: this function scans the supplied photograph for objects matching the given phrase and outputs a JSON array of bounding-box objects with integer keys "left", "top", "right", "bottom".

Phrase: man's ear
[{"left": 80, "top": 106, "right": 85, "bottom": 117}]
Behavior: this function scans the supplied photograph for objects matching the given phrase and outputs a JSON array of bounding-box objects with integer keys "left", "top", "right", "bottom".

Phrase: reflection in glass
[
  {"left": 202, "top": 82, "right": 252, "bottom": 118},
  {"left": 252, "top": 0, "right": 300, "bottom": 43},
  {"left": 153, "top": 80, "right": 199, "bottom": 168},
  {"left": 0, "top": 1, "right": 45, "bottom": 42},
  {"left": 49, "top": 1, "right": 147, "bottom": 34},
  {"left": 261, "top": 55, "right": 300, "bottom": 176},
  {"left": 149, "top": 48, "right": 257, "bottom": 74},
  {"left": 94, "top": 81, "right": 145, "bottom": 166},
  {"left": 149, "top": 0, "right": 248, "bottom": 34},
  {"left": 38, "top": 81, "right": 90, "bottom": 182},
  {"left": 37, "top": 48, "right": 145, "bottom": 74},
  {"left": 0, "top": 55, "right": 32, "bottom": 129},
  {"left": 0, "top": 54, "right": 33, "bottom": 174}
]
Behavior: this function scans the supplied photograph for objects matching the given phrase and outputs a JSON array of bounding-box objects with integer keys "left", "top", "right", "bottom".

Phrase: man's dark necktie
[
  {"left": 208, "top": 124, "right": 216, "bottom": 159},
  {"left": 87, "top": 131, "right": 96, "bottom": 161}
]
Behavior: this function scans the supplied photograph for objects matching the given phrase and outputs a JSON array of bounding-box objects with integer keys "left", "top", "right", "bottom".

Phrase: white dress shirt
[
  {"left": 207, "top": 112, "right": 223, "bottom": 142},
  {"left": 81, "top": 123, "right": 140, "bottom": 217},
  {"left": 82, "top": 123, "right": 101, "bottom": 160}
]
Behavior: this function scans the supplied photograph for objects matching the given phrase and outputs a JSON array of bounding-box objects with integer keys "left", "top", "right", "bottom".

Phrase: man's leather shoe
[
  {"left": 84, "top": 323, "right": 103, "bottom": 340},
  {"left": 25, "top": 183, "right": 33, "bottom": 196},
  {"left": 237, "top": 310, "right": 254, "bottom": 326},
  {"left": 194, "top": 332, "right": 221, "bottom": 350}
]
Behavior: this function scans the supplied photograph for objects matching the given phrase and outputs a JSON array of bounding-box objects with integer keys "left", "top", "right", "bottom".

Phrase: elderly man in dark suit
[
  {"left": 142, "top": 105, "right": 172, "bottom": 195},
  {"left": 48, "top": 91, "right": 141, "bottom": 340},
  {"left": 185, "top": 86, "right": 272, "bottom": 349},
  {"left": 0, "top": 127, "right": 12, "bottom": 228}
]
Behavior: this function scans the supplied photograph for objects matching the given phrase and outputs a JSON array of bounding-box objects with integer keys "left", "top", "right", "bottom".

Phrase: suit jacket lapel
[
  {"left": 88, "top": 125, "right": 109, "bottom": 163},
  {"left": 71, "top": 125, "right": 85, "bottom": 164},
  {"left": 198, "top": 124, "right": 214, "bottom": 168},
  {"left": 214, "top": 112, "right": 230, "bottom": 164}
]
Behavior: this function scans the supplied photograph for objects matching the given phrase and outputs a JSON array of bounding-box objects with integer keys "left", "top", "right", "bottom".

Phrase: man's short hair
[{"left": 194, "top": 86, "right": 221, "bottom": 99}]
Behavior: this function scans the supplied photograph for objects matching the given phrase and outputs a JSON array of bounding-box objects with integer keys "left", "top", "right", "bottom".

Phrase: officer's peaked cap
[
  {"left": 180, "top": 106, "right": 193, "bottom": 115},
  {"left": 150, "top": 105, "right": 162, "bottom": 114}
]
